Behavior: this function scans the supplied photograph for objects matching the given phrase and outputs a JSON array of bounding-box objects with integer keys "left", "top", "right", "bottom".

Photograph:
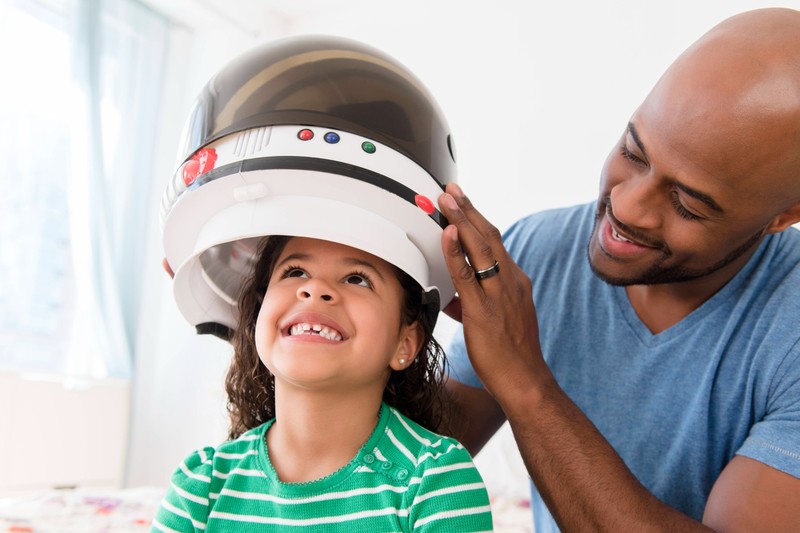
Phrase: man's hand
[
  {"left": 437, "top": 183, "right": 713, "bottom": 532},
  {"left": 437, "top": 182, "right": 549, "bottom": 400}
]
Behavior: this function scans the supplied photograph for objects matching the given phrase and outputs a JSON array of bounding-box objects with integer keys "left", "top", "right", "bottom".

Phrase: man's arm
[
  {"left": 437, "top": 183, "right": 800, "bottom": 532},
  {"left": 442, "top": 379, "right": 506, "bottom": 456},
  {"left": 704, "top": 455, "right": 800, "bottom": 531}
]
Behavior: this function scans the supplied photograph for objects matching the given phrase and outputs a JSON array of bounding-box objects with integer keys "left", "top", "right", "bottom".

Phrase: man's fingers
[
  {"left": 441, "top": 224, "right": 483, "bottom": 301},
  {"left": 446, "top": 183, "right": 505, "bottom": 252},
  {"left": 439, "top": 192, "right": 497, "bottom": 274}
]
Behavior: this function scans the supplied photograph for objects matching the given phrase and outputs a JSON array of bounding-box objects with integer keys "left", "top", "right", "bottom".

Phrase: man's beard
[{"left": 587, "top": 199, "right": 765, "bottom": 286}]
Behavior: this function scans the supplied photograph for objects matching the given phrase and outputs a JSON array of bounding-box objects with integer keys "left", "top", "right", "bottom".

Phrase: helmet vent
[{"left": 234, "top": 126, "right": 272, "bottom": 157}]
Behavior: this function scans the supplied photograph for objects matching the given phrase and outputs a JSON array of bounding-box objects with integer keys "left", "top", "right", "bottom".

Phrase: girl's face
[{"left": 255, "top": 237, "right": 420, "bottom": 394}]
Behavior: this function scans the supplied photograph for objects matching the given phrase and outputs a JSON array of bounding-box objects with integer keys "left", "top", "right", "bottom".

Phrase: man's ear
[
  {"left": 766, "top": 200, "right": 800, "bottom": 234},
  {"left": 390, "top": 321, "right": 424, "bottom": 371}
]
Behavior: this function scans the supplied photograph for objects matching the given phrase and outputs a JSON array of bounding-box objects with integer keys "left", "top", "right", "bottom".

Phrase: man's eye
[
  {"left": 620, "top": 145, "right": 645, "bottom": 165},
  {"left": 670, "top": 191, "right": 701, "bottom": 221}
]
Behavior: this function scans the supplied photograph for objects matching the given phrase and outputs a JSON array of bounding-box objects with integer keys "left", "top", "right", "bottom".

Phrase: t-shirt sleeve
[
  {"left": 405, "top": 439, "right": 493, "bottom": 532},
  {"left": 446, "top": 325, "right": 483, "bottom": 388},
  {"left": 151, "top": 447, "right": 215, "bottom": 532},
  {"left": 737, "top": 341, "right": 800, "bottom": 478}
]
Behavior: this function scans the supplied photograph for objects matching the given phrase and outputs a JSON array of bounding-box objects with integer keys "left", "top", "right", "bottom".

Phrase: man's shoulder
[
  {"left": 743, "top": 227, "right": 800, "bottom": 315},
  {"left": 505, "top": 202, "right": 595, "bottom": 236},
  {"left": 765, "top": 226, "right": 800, "bottom": 263},
  {"left": 503, "top": 202, "right": 595, "bottom": 269}
]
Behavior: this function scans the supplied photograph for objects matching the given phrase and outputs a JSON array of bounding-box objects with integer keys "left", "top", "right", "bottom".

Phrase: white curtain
[
  {"left": 0, "top": 0, "right": 168, "bottom": 378},
  {"left": 70, "top": 0, "right": 170, "bottom": 378}
]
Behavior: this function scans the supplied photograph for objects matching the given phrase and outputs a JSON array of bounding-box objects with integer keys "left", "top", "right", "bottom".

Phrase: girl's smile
[
  {"left": 254, "top": 237, "right": 419, "bottom": 392},
  {"left": 281, "top": 311, "right": 348, "bottom": 342}
]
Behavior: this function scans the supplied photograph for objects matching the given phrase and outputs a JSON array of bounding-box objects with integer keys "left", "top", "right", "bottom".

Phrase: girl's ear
[
  {"left": 766, "top": 200, "right": 800, "bottom": 234},
  {"left": 390, "top": 321, "right": 424, "bottom": 371}
]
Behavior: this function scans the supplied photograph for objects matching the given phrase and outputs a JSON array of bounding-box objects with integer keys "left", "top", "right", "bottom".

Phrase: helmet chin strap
[
  {"left": 421, "top": 289, "right": 441, "bottom": 330},
  {"left": 196, "top": 322, "right": 234, "bottom": 341}
]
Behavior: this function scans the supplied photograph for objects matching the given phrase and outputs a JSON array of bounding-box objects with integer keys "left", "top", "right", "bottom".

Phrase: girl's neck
[{"left": 266, "top": 388, "right": 384, "bottom": 483}]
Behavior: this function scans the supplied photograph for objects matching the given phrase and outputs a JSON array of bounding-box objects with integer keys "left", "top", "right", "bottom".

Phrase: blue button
[{"left": 324, "top": 132, "right": 340, "bottom": 144}]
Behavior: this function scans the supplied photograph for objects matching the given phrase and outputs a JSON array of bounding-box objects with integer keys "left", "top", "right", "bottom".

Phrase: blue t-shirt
[{"left": 448, "top": 202, "right": 800, "bottom": 532}]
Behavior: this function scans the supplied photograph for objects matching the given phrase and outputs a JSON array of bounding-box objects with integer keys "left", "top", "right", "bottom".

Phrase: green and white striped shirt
[{"left": 152, "top": 403, "right": 493, "bottom": 532}]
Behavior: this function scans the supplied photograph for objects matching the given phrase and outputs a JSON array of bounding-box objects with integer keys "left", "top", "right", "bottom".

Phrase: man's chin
[
  {"left": 587, "top": 237, "right": 635, "bottom": 286},
  {"left": 588, "top": 258, "right": 637, "bottom": 286},
  {"left": 587, "top": 246, "right": 671, "bottom": 286},
  {"left": 588, "top": 256, "right": 698, "bottom": 287}
]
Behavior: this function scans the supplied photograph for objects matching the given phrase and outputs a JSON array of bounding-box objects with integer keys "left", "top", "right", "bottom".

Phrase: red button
[
  {"left": 415, "top": 195, "right": 435, "bottom": 215},
  {"left": 298, "top": 128, "right": 314, "bottom": 141},
  {"left": 182, "top": 159, "right": 200, "bottom": 186}
]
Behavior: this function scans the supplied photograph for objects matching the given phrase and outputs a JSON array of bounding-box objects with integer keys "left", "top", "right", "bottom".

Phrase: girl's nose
[{"left": 296, "top": 279, "right": 336, "bottom": 302}]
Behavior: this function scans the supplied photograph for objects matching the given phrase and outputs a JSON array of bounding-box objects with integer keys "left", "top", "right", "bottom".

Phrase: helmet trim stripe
[{"left": 186, "top": 155, "right": 449, "bottom": 229}]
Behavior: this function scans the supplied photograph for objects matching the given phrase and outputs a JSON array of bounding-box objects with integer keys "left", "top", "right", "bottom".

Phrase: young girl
[{"left": 152, "top": 235, "right": 494, "bottom": 532}]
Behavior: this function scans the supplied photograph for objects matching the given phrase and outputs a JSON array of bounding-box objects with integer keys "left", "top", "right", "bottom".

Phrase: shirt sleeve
[
  {"left": 446, "top": 325, "right": 484, "bottom": 389},
  {"left": 151, "top": 447, "right": 215, "bottom": 533},
  {"left": 405, "top": 439, "right": 494, "bottom": 532},
  {"left": 737, "top": 341, "right": 800, "bottom": 478}
]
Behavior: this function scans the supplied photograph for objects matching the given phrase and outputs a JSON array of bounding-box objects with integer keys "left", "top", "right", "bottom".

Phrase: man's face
[
  {"left": 587, "top": 46, "right": 799, "bottom": 288},
  {"left": 587, "top": 124, "right": 767, "bottom": 287}
]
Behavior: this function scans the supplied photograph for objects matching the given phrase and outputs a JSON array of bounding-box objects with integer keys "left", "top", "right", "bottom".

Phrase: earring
[{"left": 398, "top": 358, "right": 406, "bottom": 366}]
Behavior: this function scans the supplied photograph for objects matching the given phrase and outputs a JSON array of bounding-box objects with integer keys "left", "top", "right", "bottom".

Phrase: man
[{"left": 436, "top": 7, "right": 800, "bottom": 532}]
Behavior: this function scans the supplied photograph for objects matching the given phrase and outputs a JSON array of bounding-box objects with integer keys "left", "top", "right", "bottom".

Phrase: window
[{"left": 0, "top": 0, "right": 168, "bottom": 377}]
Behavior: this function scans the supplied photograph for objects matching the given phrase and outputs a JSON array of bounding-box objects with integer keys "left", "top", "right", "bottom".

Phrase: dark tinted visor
[{"left": 177, "top": 35, "right": 456, "bottom": 188}]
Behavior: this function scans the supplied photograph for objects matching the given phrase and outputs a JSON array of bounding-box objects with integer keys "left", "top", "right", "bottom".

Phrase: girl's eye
[
  {"left": 282, "top": 266, "right": 307, "bottom": 279},
  {"left": 345, "top": 272, "right": 372, "bottom": 288}
]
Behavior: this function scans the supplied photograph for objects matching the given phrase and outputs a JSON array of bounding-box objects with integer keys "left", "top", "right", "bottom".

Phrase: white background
[{"left": 127, "top": 0, "right": 800, "bottom": 499}]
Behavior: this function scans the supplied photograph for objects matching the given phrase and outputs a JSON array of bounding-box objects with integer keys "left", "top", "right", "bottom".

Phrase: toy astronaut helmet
[{"left": 160, "top": 35, "right": 457, "bottom": 338}]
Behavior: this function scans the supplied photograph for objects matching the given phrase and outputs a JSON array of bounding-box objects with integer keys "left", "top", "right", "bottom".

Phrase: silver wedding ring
[{"left": 474, "top": 260, "right": 500, "bottom": 281}]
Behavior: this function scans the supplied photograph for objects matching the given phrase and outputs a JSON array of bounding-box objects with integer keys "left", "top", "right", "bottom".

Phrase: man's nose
[{"left": 609, "top": 176, "right": 662, "bottom": 230}]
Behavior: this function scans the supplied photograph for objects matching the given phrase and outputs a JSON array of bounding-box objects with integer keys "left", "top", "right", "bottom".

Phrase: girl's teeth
[{"left": 290, "top": 323, "right": 343, "bottom": 341}]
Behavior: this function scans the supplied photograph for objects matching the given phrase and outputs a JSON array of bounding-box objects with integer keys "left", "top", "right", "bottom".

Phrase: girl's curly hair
[{"left": 224, "top": 235, "right": 448, "bottom": 439}]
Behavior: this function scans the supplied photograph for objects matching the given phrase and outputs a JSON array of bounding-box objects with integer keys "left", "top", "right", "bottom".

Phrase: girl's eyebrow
[
  {"left": 275, "top": 252, "right": 386, "bottom": 281},
  {"left": 274, "top": 252, "right": 309, "bottom": 270}
]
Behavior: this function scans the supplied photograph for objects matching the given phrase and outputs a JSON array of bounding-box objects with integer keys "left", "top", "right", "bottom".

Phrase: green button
[
  {"left": 380, "top": 461, "right": 393, "bottom": 470},
  {"left": 397, "top": 469, "right": 409, "bottom": 480},
  {"left": 363, "top": 454, "right": 375, "bottom": 464},
  {"left": 361, "top": 141, "right": 376, "bottom": 154}
]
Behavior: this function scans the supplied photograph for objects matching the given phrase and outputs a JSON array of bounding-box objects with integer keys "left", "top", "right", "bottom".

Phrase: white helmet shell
[{"left": 161, "top": 35, "right": 457, "bottom": 337}]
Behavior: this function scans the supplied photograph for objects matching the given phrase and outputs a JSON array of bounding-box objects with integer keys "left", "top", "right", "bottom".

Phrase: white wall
[
  {"left": 0, "top": 372, "right": 130, "bottom": 494},
  {"left": 128, "top": 0, "right": 800, "bottom": 497}
]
